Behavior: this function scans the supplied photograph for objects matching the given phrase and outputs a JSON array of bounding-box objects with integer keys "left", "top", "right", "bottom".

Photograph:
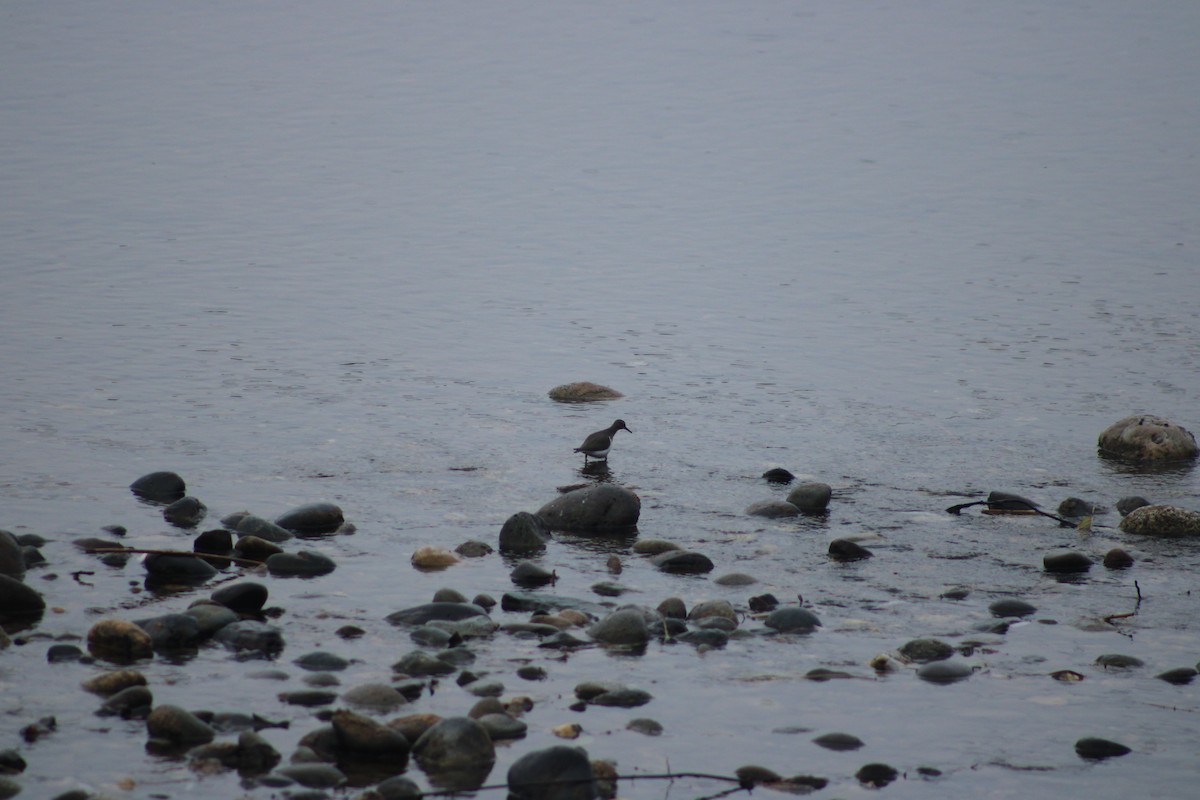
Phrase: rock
[
  {"left": 677, "top": 629, "right": 729, "bottom": 648},
  {"left": 688, "top": 600, "right": 736, "bottom": 623},
  {"left": 649, "top": 550, "right": 714, "bottom": 574},
  {"left": 1075, "top": 737, "right": 1131, "bottom": 760},
  {"left": 988, "top": 599, "right": 1037, "bottom": 618},
  {"left": 0, "top": 749, "right": 25, "bottom": 775},
  {"left": 392, "top": 651, "right": 456, "bottom": 677},
  {"left": 193, "top": 528, "right": 233, "bottom": 555},
  {"left": 412, "top": 717, "right": 495, "bottom": 789},
  {"left": 375, "top": 775, "right": 423, "bottom": 800},
  {"left": 134, "top": 613, "right": 203, "bottom": 650},
  {"left": 586, "top": 687, "right": 652, "bottom": 708},
  {"left": 587, "top": 608, "right": 652, "bottom": 646},
  {"left": 748, "top": 594, "right": 779, "bottom": 612},
  {"left": 1095, "top": 654, "right": 1143, "bottom": 670},
  {"left": 387, "top": 602, "right": 489, "bottom": 627},
  {"left": 412, "top": 546, "right": 461, "bottom": 570},
  {"left": 0, "top": 574, "right": 45, "bottom": 620},
  {"left": 0, "top": 777, "right": 20, "bottom": 799},
  {"left": 829, "top": 539, "right": 873, "bottom": 562},
  {"left": 1103, "top": 548, "right": 1135, "bottom": 569},
  {"left": 714, "top": 573, "right": 757, "bottom": 587},
  {"left": 266, "top": 549, "right": 336, "bottom": 576},
  {"left": 46, "top": 644, "right": 84, "bottom": 663},
  {"left": 213, "top": 620, "right": 284, "bottom": 657},
  {"left": 745, "top": 500, "right": 799, "bottom": 518},
  {"left": 508, "top": 745, "right": 597, "bottom": 800},
  {"left": 856, "top": 763, "right": 899, "bottom": 788},
  {"left": 762, "top": 607, "right": 821, "bottom": 634},
  {"left": 456, "top": 540, "right": 494, "bottom": 557},
  {"left": 511, "top": 561, "right": 556, "bottom": 588},
  {"left": 813, "top": 732, "right": 863, "bottom": 751},
  {"left": 275, "top": 763, "right": 347, "bottom": 788},
  {"left": 590, "top": 581, "right": 627, "bottom": 597},
  {"left": 1058, "top": 497, "right": 1107, "bottom": 517},
  {"left": 227, "top": 513, "right": 293, "bottom": 543},
  {"left": 183, "top": 602, "right": 238, "bottom": 636},
  {"left": 536, "top": 485, "right": 640, "bottom": 533},
  {"left": 143, "top": 553, "right": 219, "bottom": 583},
  {"left": 499, "top": 512, "right": 552, "bottom": 554},
  {"left": 985, "top": 490, "right": 1040, "bottom": 512},
  {"left": 478, "top": 713, "right": 527, "bottom": 741},
  {"left": 0, "top": 530, "right": 25, "bottom": 579},
  {"left": 786, "top": 482, "right": 833, "bottom": 512},
  {"left": 163, "top": 496, "right": 207, "bottom": 528},
  {"left": 294, "top": 651, "right": 350, "bottom": 672},
  {"left": 87, "top": 618, "right": 154, "bottom": 662},
  {"left": 1098, "top": 415, "right": 1198, "bottom": 462},
  {"left": 130, "top": 471, "right": 186, "bottom": 503},
  {"left": 627, "top": 718, "right": 663, "bottom": 736},
  {"left": 656, "top": 597, "right": 687, "bottom": 619},
  {"left": 917, "top": 661, "right": 974, "bottom": 684},
  {"left": 762, "top": 468, "right": 795, "bottom": 484},
  {"left": 1042, "top": 550, "right": 1092, "bottom": 573},
  {"left": 211, "top": 581, "right": 269, "bottom": 613},
  {"left": 1156, "top": 667, "right": 1197, "bottom": 685},
  {"left": 1119, "top": 505, "right": 1200, "bottom": 537},
  {"left": 82, "top": 669, "right": 147, "bottom": 696},
  {"left": 897, "top": 639, "right": 954, "bottom": 664},
  {"left": 548, "top": 382, "right": 623, "bottom": 402},
  {"left": 735, "top": 765, "right": 781, "bottom": 787},
  {"left": 275, "top": 502, "right": 344, "bottom": 536},
  {"left": 146, "top": 704, "right": 215, "bottom": 745},
  {"left": 190, "top": 730, "right": 280, "bottom": 773},
  {"left": 98, "top": 685, "right": 154, "bottom": 718},
  {"left": 632, "top": 539, "right": 681, "bottom": 555},
  {"left": 233, "top": 535, "right": 284, "bottom": 561},
  {"left": 331, "top": 709, "right": 410, "bottom": 760},
  {"left": 1116, "top": 496, "right": 1151, "bottom": 516},
  {"left": 279, "top": 690, "right": 337, "bottom": 707}
]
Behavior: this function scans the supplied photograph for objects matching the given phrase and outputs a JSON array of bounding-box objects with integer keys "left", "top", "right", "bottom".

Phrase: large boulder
[
  {"left": 0, "top": 573, "right": 44, "bottom": 620},
  {"left": 536, "top": 485, "right": 640, "bottom": 533},
  {"left": 1119, "top": 505, "right": 1200, "bottom": 538},
  {"left": 1098, "top": 416, "right": 1198, "bottom": 462},
  {"left": 0, "top": 530, "right": 25, "bottom": 579}
]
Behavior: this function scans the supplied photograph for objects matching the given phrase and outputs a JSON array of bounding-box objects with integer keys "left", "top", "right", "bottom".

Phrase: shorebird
[{"left": 574, "top": 419, "right": 631, "bottom": 462}]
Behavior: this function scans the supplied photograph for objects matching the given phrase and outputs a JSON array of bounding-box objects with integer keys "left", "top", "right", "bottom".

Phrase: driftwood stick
[{"left": 89, "top": 547, "right": 264, "bottom": 568}]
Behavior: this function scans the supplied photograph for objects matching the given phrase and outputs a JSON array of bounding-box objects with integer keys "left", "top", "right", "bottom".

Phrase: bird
[{"left": 573, "top": 419, "right": 631, "bottom": 462}]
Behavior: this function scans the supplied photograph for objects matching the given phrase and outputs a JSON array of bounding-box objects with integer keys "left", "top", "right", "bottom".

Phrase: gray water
[{"left": 2, "top": 1, "right": 1199, "bottom": 798}]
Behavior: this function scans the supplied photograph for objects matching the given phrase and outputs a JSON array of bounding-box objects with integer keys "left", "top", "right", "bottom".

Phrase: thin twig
[{"left": 90, "top": 547, "right": 264, "bottom": 567}]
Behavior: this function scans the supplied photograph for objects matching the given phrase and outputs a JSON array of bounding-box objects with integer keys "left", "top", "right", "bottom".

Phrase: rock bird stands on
[{"left": 574, "top": 419, "right": 631, "bottom": 462}]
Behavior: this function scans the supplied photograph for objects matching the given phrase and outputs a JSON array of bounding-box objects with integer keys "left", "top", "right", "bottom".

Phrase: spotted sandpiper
[{"left": 574, "top": 419, "right": 631, "bottom": 462}]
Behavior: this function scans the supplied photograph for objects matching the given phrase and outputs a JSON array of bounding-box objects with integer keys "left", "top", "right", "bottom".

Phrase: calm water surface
[{"left": 2, "top": 2, "right": 1198, "bottom": 798}]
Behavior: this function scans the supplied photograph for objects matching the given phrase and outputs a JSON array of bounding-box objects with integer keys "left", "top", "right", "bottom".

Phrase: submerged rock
[
  {"left": 588, "top": 608, "right": 652, "bottom": 646},
  {"left": 1042, "top": 550, "right": 1092, "bottom": 573},
  {"left": 763, "top": 607, "right": 821, "bottom": 634},
  {"left": 214, "top": 620, "right": 284, "bottom": 657},
  {"left": 786, "top": 482, "right": 833, "bottom": 512},
  {"left": 649, "top": 550, "right": 714, "bottom": 574},
  {"left": 762, "top": 468, "right": 795, "bottom": 484},
  {"left": 1102, "top": 548, "right": 1135, "bottom": 569},
  {"left": 1116, "top": 496, "right": 1151, "bottom": 516},
  {"left": 1119, "top": 505, "right": 1200, "bottom": 538},
  {"left": 0, "top": 574, "right": 45, "bottom": 620},
  {"left": 211, "top": 581, "right": 269, "bottom": 613},
  {"left": 0, "top": 530, "right": 25, "bottom": 579},
  {"left": 144, "top": 553, "right": 219, "bottom": 583},
  {"left": 745, "top": 500, "right": 799, "bottom": 518},
  {"left": 829, "top": 539, "right": 873, "bottom": 562},
  {"left": 989, "top": 599, "right": 1037, "bottom": 618},
  {"left": 508, "top": 745, "right": 597, "bottom": 800},
  {"left": 813, "top": 732, "right": 864, "bottom": 752},
  {"left": 146, "top": 704, "right": 215, "bottom": 745},
  {"left": 917, "top": 661, "right": 973, "bottom": 684},
  {"left": 412, "top": 717, "right": 495, "bottom": 789},
  {"left": 1058, "top": 497, "right": 1107, "bottom": 517},
  {"left": 387, "top": 602, "right": 489, "bottom": 627},
  {"left": 1075, "top": 737, "right": 1131, "bottom": 760},
  {"left": 1098, "top": 415, "right": 1198, "bottom": 462},
  {"left": 499, "top": 512, "right": 552, "bottom": 554},
  {"left": 275, "top": 502, "right": 344, "bottom": 536},
  {"left": 163, "top": 496, "right": 207, "bottom": 528},
  {"left": 87, "top": 618, "right": 154, "bottom": 662},
  {"left": 266, "top": 549, "right": 336, "bottom": 576},
  {"left": 897, "top": 638, "right": 954, "bottom": 664},
  {"left": 130, "top": 471, "right": 186, "bottom": 504},
  {"left": 226, "top": 513, "right": 293, "bottom": 543}
]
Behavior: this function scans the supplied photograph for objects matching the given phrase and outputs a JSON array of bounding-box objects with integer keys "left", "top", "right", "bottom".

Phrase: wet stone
[
  {"left": 1095, "top": 654, "right": 1144, "bottom": 670},
  {"left": 813, "top": 732, "right": 864, "bottom": 752},
  {"left": 748, "top": 593, "right": 779, "bottom": 612},
  {"left": 193, "top": 528, "right": 233, "bottom": 555},
  {"left": 213, "top": 620, "right": 284, "bottom": 658},
  {"left": 130, "top": 471, "right": 186, "bottom": 504},
  {"left": 499, "top": 511, "right": 552, "bottom": 555},
  {"left": 331, "top": 708, "right": 410, "bottom": 759},
  {"left": 856, "top": 763, "right": 899, "bottom": 788},
  {"left": 478, "top": 713, "right": 527, "bottom": 741},
  {"left": 1103, "top": 548, "right": 1135, "bottom": 569},
  {"left": 1116, "top": 496, "right": 1151, "bottom": 517},
  {"left": 1120, "top": 504, "right": 1200, "bottom": 537},
  {"left": 649, "top": 550, "right": 714, "bottom": 574},
  {"left": 294, "top": 651, "right": 350, "bottom": 672},
  {"left": 1043, "top": 550, "right": 1092, "bottom": 573},
  {"left": 763, "top": 607, "right": 821, "bottom": 634},
  {"left": 786, "top": 482, "right": 833, "bottom": 512},
  {"left": 627, "top": 718, "right": 663, "bottom": 736},
  {"left": 279, "top": 690, "right": 337, "bottom": 707},
  {"left": 632, "top": 539, "right": 681, "bottom": 555},
  {"left": 46, "top": 644, "right": 84, "bottom": 663},
  {"left": 1075, "top": 737, "right": 1131, "bottom": 760},
  {"left": 898, "top": 638, "right": 954, "bottom": 663},
  {"left": 745, "top": 500, "right": 799, "bottom": 518},
  {"left": 1058, "top": 497, "right": 1107, "bottom": 517},
  {"left": 0, "top": 531, "right": 24, "bottom": 579},
  {"left": 87, "top": 618, "right": 153, "bottom": 662},
  {"left": 163, "top": 496, "right": 207, "bottom": 528},
  {"left": 266, "top": 549, "right": 336, "bottom": 577},
  {"left": 917, "top": 661, "right": 973, "bottom": 684},
  {"left": 590, "top": 581, "right": 627, "bottom": 597},
  {"left": 456, "top": 539, "right": 494, "bottom": 558},
  {"left": 518, "top": 666, "right": 548, "bottom": 681},
  {"left": 82, "top": 669, "right": 147, "bottom": 696},
  {"left": 511, "top": 561, "right": 556, "bottom": 588},
  {"left": 507, "top": 745, "right": 596, "bottom": 800},
  {"left": 275, "top": 763, "right": 347, "bottom": 789},
  {"left": 735, "top": 765, "right": 781, "bottom": 787},
  {"left": 98, "top": 685, "right": 153, "bottom": 718},
  {"left": 134, "top": 613, "right": 203, "bottom": 650},
  {"left": 227, "top": 513, "right": 294, "bottom": 543},
  {"left": 146, "top": 704, "right": 215, "bottom": 745},
  {"left": 656, "top": 597, "right": 687, "bottom": 619},
  {"left": 386, "top": 602, "right": 488, "bottom": 627},
  {"left": 688, "top": 599, "right": 736, "bottom": 622},
  {"left": 392, "top": 651, "right": 456, "bottom": 677},
  {"left": 989, "top": 599, "right": 1037, "bottom": 618},
  {"left": 411, "top": 626, "right": 455, "bottom": 648},
  {"left": 828, "top": 539, "right": 873, "bottom": 562},
  {"left": 1156, "top": 667, "right": 1197, "bottom": 685},
  {"left": 762, "top": 467, "right": 795, "bottom": 484},
  {"left": 143, "top": 553, "right": 219, "bottom": 583},
  {"left": 714, "top": 572, "right": 757, "bottom": 586},
  {"left": 587, "top": 608, "right": 652, "bottom": 646},
  {"left": 184, "top": 602, "right": 238, "bottom": 636},
  {"left": 275, "top": 502, "right": 344, "bottom": 536},
  {"left": 233, "top": 536, "right": 284, "bottom": 561},
  {"left": 412, "top": 716, "right": 496, "bottom": 787},
  {"left": 211, "top": 581, "right": 269, "bottom": 613}
]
